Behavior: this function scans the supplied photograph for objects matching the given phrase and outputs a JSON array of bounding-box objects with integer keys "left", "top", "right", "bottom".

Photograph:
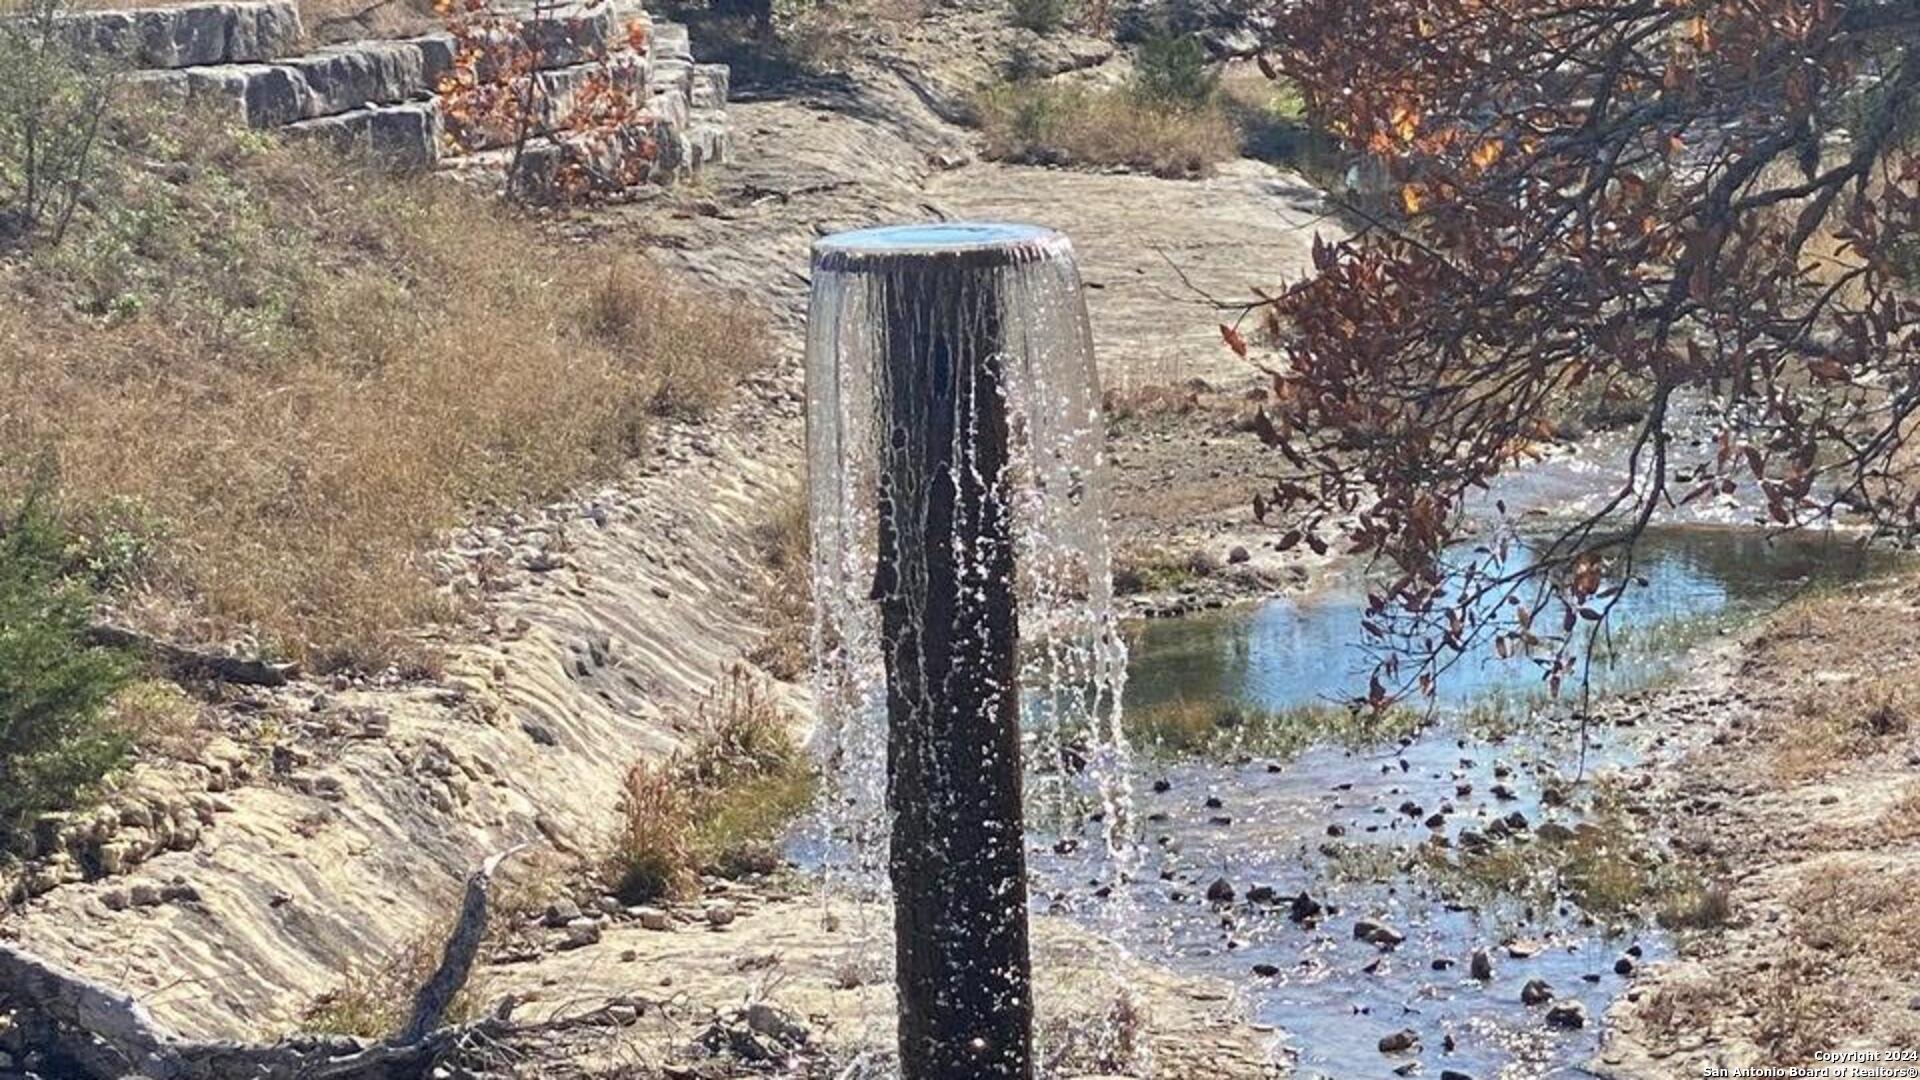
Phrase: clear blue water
[{"left": 1126, "top": 526, "right": 1885, "bottom": 716}]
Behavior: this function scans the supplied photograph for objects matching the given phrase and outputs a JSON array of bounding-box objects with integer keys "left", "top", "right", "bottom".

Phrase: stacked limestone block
[{"left": 78, "top": 0, "right": 730, "bottom": 177}]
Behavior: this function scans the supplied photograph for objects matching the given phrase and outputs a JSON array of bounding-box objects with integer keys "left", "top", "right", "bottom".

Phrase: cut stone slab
[
  {"left": 690, "top": 63, "right": 727, "bottom": 110},
  {"left": 647, "top": 19, "right": 689, "bottom": 61},
  {"left": 56, "top": 1, "right": 301, "bottom": 68},
  {"left": 134, "top": 35, "right": 455, "bottom": 128},
  {"left": 285, "top": 100, "right": 444, "bottom": 170}
]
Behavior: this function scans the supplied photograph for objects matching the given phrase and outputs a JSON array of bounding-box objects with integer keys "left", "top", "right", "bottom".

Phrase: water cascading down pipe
[{"left": 805, "top": 223, "right": 1104, "bottom": 1080}]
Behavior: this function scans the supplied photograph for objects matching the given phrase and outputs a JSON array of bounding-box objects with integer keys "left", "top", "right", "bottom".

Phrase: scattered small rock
[
  {"left": 543, "top": 898, "right": 582, "bottom": 928},
  {"left": 1469, "top": 949, "right": 1494, "bottom": 981},
  {"left": 1545, "top": 1002, "right": 1588, "bottom": 1029},
  {"left": 1289, "top": 892, "right": 1324, "bottom": 923},
  {"left": 1520, "top": 978, "right": 1554, "bottom": 1006},
  {"left": 1206, "top": 877, "right": 1235, "bottom": 904},
  {"left": 1378, "top": 1028, "right": 1419, "bottom": 1053},
  {"left": 1614, "top": 955, "right": 1635, "bottom": 976},
  {"left": 706, "top": 901, "right": 737, "bottom": 928}
]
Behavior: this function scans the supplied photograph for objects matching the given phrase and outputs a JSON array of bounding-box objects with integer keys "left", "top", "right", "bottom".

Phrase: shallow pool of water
[
  {"left": 1050, "top": 526, "right": 1897, "bottom": 1078},
  {"left": 793, "top": 524, "right": 1900, "bottom": 1079}
]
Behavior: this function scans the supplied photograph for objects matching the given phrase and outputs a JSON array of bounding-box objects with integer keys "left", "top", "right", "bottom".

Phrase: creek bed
[{"left": 1033, "top": 525, "right": 1899, "bottom": 1079}]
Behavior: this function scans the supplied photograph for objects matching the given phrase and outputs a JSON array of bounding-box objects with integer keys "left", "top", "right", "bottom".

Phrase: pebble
[
  {"left": 1545, "top": 1002, "right": 1588, "bottom": 1029},
  {"left": 1378, "top": 1028, "right": 1419, "bottom": 1053},
  {"left": 559, "top": 919, "right": 602, "bottom": 950},
  {"left": 543, "top": 898, "right": 582, "bottom": 927},
  {"left": 1615, "top": 955, "right": 1635, "bottom": 976},
  {"left": 1355, "top": 919, "right": 1406, "bottom": 948},
  {"left": 1470, "top": 949, "right": 1495, "bottom": 981},
  {"left": 706, "top": 901, "right": 737, "bottom": 928},
  {"left": 633, "top": 907, "right": 672, "bottom": 931},
  {"left": 1521, "top": 978, "right": 1554, "bottom": 1006},
  {"left": 1289, "top": 892, "right": 1323, "bottom": 923},
  {"left": 1206, "top": 878, "right": 1235, "bottom": 904}
]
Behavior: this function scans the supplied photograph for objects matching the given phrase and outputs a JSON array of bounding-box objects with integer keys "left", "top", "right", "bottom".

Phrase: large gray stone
[
  {"left": 285, "top": 100, "right": 443, "bottom": 170},
  {"left": 58, "top": 1, "right": 301, "bottom": 68},
  {"left": 690, "top": 63, "right": 727, "bottom": 111},
  {"left": 281, "top": 38, "right": 446, "bottom": 119},
  {"left": 647, "top": 19, "right": 689, "bottom": 62},
  {"left": 139, "top": 34, "right": 456, "bottom": 129},
  {"left": 513, "top": 0, "right": 618, "bottom": 68}
]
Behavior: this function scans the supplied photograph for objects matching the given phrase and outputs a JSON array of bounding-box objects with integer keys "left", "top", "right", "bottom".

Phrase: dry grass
[
  {"left": 607, "top": 668, "right": 814, "bottom": 903},
  {"left": 1745, "top": 584, "right": 1920, "bottom": 783},
  {"left": 1793, "top": 862, "right": 1920, "bottom": 968},
  {"left": 1111, "top": 546, "right": 1215, "bottom": 595},
  {"left": 744, "top": 489, "right": 811, "bottom": 682},
  {"left": 1879, "top": 783, "right": 1920, "bottom": 844},
  {"left": 302, "top": 922, "right": 475, "bottom": 1038},
  {"left": 1037, "top": 990, "right": 1151, "bottom": 1077},
  {"left": 108, "top": 679, "right": 207, "bottom": 762},
  {"left": 974, "top": 81, "right": 1238, "bottom": 179},
  {"left": 2, "top": 111, "right": 763, "bottom": 672}
]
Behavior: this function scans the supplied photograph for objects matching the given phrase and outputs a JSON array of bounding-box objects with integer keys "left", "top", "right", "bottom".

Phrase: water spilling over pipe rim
[{"left": 813, "top": 222, "right": 1072, "bottom": 273}]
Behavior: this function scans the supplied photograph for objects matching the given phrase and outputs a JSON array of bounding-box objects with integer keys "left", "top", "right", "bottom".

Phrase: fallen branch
[
  {"left": 402, "top": 846, "right": 522, "bottom": 1043},
  {"left": 85, "top": 623, "right": 299, "bottom": 687},
  {"left": 0, "top": 850, "right": 520, "bottom": 1079}
]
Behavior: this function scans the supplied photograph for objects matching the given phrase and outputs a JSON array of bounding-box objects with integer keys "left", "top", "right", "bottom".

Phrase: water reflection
[{"left": 1126, "top": 527, "right": 1891, "bottom": 715}]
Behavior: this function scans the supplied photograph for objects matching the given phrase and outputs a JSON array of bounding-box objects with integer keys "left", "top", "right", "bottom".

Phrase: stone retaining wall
[{"left": 86, "top": 0, "right": 732, "bottom": 177}]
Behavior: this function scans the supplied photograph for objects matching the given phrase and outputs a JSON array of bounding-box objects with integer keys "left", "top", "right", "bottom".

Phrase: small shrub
[
  {"left": 745, "top": 491, "right": 811, "bottom": 681},
  {"left": 0, "top": 486, "right": 132, "bottom": 841},
  {"left": 609, "top": 758, "right": 696, "bottom": 904},
  {"left": 1009, "top": 0, "right": 1067, "bottom": 32},
  {"left": 607, "top": 669, "right": 814, "bottom": 903},
  {"left": 1130, "top": 33, "right": 1218, "bottom": 109},
  {"left": 0, "top": 0, "right": 121, "bottom": 247},
  {"left": 1039, "top": 990, "right": 1151, "bottom": 1076},
  {"left": 1657, "top": 878, "right": 1733, "bottom": 931},
  {"left": 1111, "top": 547, "right": 1200, "bottom": 593},
  {"left": 302, "top": 923, "right": 476, "bottom": 1038},
  {"left": 110, "top": 679, "right": 205, "bottom": 761}
]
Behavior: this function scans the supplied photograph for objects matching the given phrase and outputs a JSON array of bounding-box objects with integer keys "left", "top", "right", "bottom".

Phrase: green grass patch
[
  {"left": 1418, "top": 792, "right": 1724, "bottom": 927},
  {"left": 1125, "top": 697, "right": 1420, "bottom": 761}
]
